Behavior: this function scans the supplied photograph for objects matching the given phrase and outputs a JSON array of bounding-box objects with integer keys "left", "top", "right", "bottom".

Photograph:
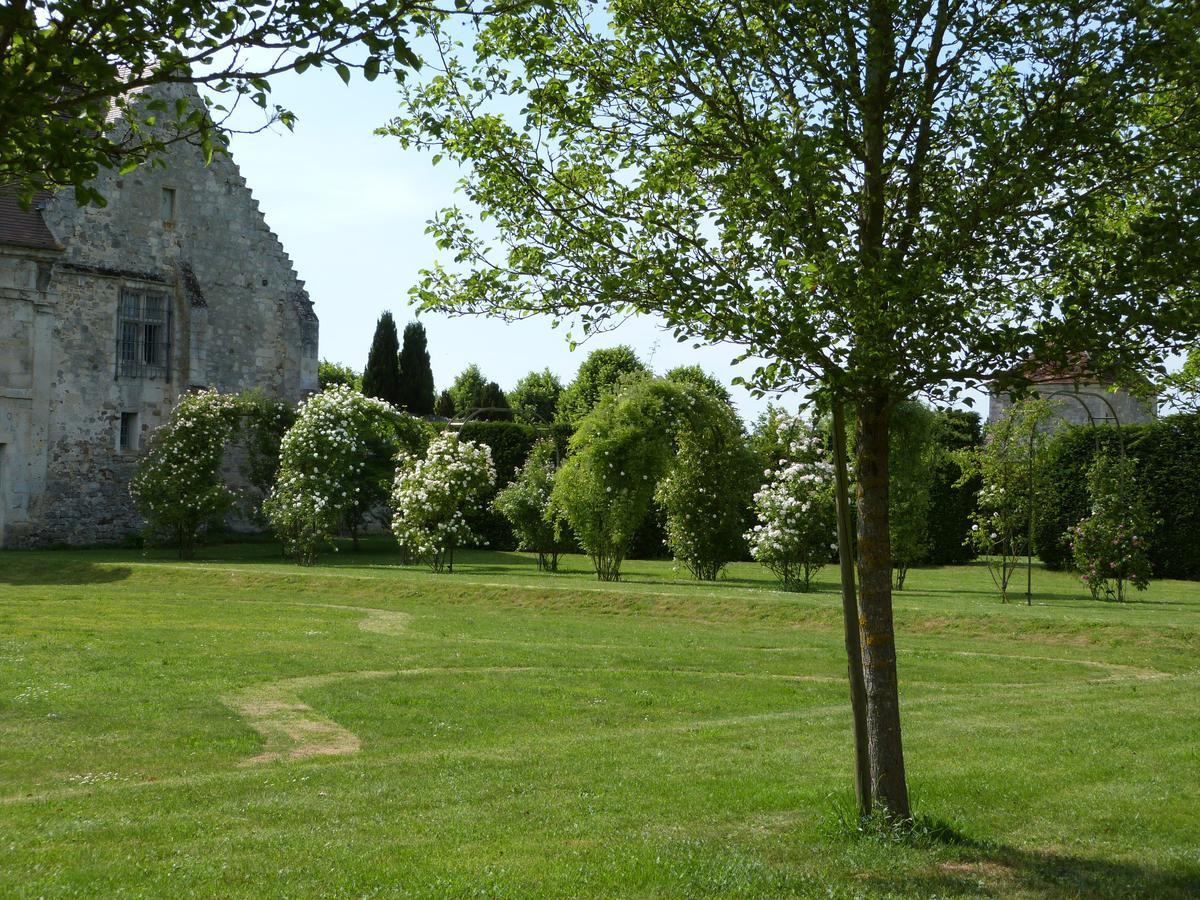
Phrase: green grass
[{"left": 1, "top": 542, "right": 1198, "bottom": 897}]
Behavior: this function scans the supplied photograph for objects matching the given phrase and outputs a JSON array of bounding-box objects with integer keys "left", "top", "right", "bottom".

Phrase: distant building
[
  {"left": 987, "top": 356, "right": 1156, "bottom": 429},
  {"left": 0, "top": 86, "right": 318, "bottom": 547}
]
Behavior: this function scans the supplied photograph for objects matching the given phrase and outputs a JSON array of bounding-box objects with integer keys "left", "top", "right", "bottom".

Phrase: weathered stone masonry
[{"left": 0, "top": 87, "right": 318, "bottom": 547}]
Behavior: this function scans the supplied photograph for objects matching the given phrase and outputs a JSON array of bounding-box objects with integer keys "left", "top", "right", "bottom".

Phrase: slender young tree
[
  {"left": 398, "top": 320, "right": 436, "bottom": 415},
  {"left": 393, "top": 0, "right": 1200, "bottom": 820},
  {"left": 362, "top": 311, "right": 402, "bottom": 406}
]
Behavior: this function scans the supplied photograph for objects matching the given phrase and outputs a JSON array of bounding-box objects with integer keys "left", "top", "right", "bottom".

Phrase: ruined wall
[
  {"left": 988, "top": 382, "right": 1157, "bottom": 430},
  {"left": 1, "top": 85, "right": 318, "bottom": 546},
  {"left": 0, "top": 250, "right": 57, "bottom": 547}
]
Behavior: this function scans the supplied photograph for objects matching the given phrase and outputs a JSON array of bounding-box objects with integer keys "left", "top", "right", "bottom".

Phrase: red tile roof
[{"left": 0, "top": 187, "right": 62, "bottom": 251}]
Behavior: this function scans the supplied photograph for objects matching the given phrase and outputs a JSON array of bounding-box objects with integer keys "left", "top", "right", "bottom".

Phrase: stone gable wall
[{"left": 0, "top": 85, "right": 318, "bottom": 547}]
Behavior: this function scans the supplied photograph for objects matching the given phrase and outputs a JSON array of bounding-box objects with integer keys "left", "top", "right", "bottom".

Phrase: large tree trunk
[
  {"left": 856, "top": 396, "right": 911, "bottom": 820},
  {"left": 831, "top": 398, "right": 872, "bottom": 817}
]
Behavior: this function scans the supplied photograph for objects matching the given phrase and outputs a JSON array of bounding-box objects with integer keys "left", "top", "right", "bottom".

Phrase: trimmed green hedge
[
  {"left": 1035, "top": 414, "right": 1200, "bottom": 580},
  {"left": 927, "top": 410, "right": 981, "bottom": 565}
]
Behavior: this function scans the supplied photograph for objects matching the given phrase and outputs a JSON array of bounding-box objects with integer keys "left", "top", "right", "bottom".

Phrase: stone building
[
  {"left": 987, "top": 358, "right": 1156, "bottom": 429},
  {"left": 0, "top": 89, "right": 318, "bottom": 547}
]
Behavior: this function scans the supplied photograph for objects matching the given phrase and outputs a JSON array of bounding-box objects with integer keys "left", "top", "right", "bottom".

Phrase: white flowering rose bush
[
  {"left": 264, "top": 385, "right": 414, "bottom": 565},
  {"left": 746, "top": 420, "right": 837, "bottom": 592},
  {"left": 130, "top": 389, "right": 241, "bottom": 558},
  {"left": 656, "top": 399, "right": 758, "bottom": 581},
  {"left": 391, "top": 433, "right": 496, "bottom": 573}
]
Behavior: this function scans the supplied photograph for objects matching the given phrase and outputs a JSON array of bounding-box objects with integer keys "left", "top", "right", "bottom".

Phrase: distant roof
[
  {"left": 0, "top": 187, "right": 62, "bottom": 251},
  {"left": 1024, "top": 352, "right": 1102, "bottom": 385}
]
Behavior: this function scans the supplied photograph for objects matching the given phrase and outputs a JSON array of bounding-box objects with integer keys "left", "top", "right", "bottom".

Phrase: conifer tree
[
  {"left": 434, "top": 389, "right": 456, "bottom": 419},
  {"left": 398, "top": 320, "right": 436, "bottom": 415},
  {"left": 361, "top": 312, "right": 402, "bottom": 406}
]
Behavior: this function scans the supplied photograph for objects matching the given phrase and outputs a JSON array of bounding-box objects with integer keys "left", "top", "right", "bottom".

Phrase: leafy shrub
[
  {"left": 447, "top": 364, "right": 509, "bottom": 419},
  {"left": 657, "top": 402, "right": 757, "bottom": 580},
  {"left": 457, "top": 420, "right": 565, "bottom": 549},
  {"left": 317, "top": 359, "right": 361, "bottom": 391},
  {"left": 746, "top": 419, "right": 837, "bottom": 592},
  {"left": 663, "top": 364, "right": 732, "bottom": 405},
  {"left": 493, "top": 439, "right": 567, "bottom": 570},
  {"left": 957, "top": 399, "right": 1053, "bottom": 602},
  {"left": 391, "top": 434, "right": 496, "bottom": 572},
  {"left": 508, "top": 369, "right": 563, "bottom": 425},
  {"left": 749, "top": 404, "right": 811, "bottom": 471},
  {"left": 1136, "top": 415, "right": 1200, "bottom": 580},
  {"left": 555, "top": 345, "right": 648, "bottom": 428},
  {"left": 235, "top": 390, "right": 296, "bottom": 521},
  {"left": 551, "top": 379, "right": 688, "bottom": 581},
  {"left": 1033, "top": 426, "right": 1121, "bottom": 570},
  {"left": 130, "top": 389, "right": 241, "bottom": 558},
  {"left": 1070, "top": 454, "right": 1153, "bottom": 602}
]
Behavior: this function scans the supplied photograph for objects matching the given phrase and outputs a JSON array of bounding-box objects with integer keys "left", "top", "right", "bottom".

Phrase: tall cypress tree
[
  {"left": 361, "top": 311, "right": 402, "bottom": 406},
  {"left": 397, "top": 320, "right": 436, "bottom": 415}
]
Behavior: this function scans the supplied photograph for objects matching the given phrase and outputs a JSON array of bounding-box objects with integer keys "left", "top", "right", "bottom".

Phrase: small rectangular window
[
  {"left": 119, "top": 413, "right": 139, "bottom": 453},
  {"left": 161, "top": 187, "right": 176, "bottom": 223}
]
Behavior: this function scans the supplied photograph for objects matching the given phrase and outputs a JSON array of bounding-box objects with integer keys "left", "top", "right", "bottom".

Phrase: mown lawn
[{"left": 1, "top": 542, "right": 1198, "bottom": 897}]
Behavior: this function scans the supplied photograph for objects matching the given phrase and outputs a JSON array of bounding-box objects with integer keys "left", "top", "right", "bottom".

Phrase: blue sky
[{"left": 224, "top": 67, "right": 792, "bottom": 422}]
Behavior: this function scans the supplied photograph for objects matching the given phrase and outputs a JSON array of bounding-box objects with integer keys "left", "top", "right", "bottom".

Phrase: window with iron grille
[{"left": 117, "top": 288, "right": 170, "bottom": 380}]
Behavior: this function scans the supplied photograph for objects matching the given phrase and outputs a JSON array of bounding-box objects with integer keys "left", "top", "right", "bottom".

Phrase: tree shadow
[
  {"left": 0, "top": 559, "right": 132, "bottom": 585},
  {"left": 864, "top": 820, "right": 1200, "bottom": 898}
]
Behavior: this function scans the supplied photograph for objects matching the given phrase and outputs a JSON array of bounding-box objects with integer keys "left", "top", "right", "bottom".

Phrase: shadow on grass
[
  {"left": 874, "top": 845, "right": 1200, "bottom": 898},
  {"left": 0, "top": 560, "right": 132, "bottom": 586},
  {"left": 852, "top": 816, "right": 1200, "bottom": 898}
]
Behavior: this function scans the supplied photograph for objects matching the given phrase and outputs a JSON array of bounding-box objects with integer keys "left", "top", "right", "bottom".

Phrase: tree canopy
[
  {"left": 318, "top": 359, "right": 362, "bottom": 392},
  {"left": 0, "top": 0, "right": 511, "bottom": 202},
  {"left": 446, "top": 364, "right": 509, "bottom": 418},
  {"left": 555, "top": 345, "right": 648, "bottom": 427},
  {"left": 391, "top": 0, "right": 1200, "bottom": 820},
  {"left": 508, "top": 368, "right": 563, "bottom": 424}
]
